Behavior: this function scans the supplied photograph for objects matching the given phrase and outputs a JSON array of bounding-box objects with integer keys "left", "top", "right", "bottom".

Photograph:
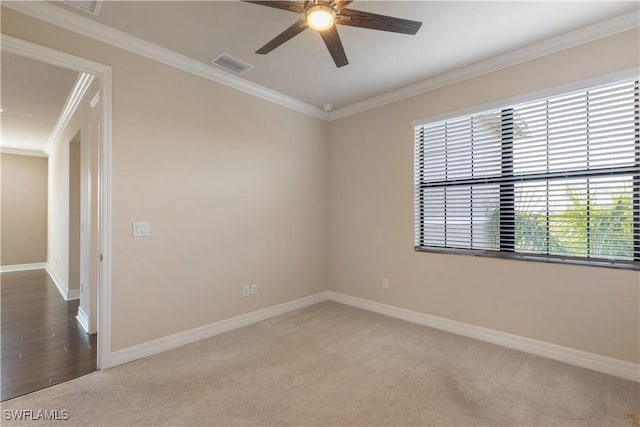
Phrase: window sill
[{"left": 414, "top": 246, "right": 640, "bottom": 271}]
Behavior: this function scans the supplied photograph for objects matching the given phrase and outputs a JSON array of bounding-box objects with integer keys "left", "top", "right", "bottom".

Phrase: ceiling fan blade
[
  {"left": 332, "top": 0, "right": 353, "bottom": 11},
  {"left": 256, "top": 19, "right": 308, "bottom": 54},
  {"left": 319, "top": 26, "right": 348, "bottom": 68},
  {"left": 243, "top": 1, "right": 304, "bottom": 14},
  {"left": 337, "top": 9, "right": 422, "bottom": 35}
]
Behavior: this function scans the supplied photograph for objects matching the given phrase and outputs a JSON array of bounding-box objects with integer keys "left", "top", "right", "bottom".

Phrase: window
[{"left": 414, "top": 78, "right": 640, "bottom": 269}]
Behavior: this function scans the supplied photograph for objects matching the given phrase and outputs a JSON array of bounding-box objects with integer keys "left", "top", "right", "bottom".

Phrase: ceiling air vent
[
  {"left": 211, "top": 53, "right": 253, "bottom": 75},
  {"left": 64, "top": 0, "right": 103, "bottom": 16}
]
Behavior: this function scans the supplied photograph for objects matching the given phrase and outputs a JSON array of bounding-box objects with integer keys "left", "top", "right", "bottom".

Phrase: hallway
[{"left": 1, "top": 269, "right": 96, "bottom": 401}]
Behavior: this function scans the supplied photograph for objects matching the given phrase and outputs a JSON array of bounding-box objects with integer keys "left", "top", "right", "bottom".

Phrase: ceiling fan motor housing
[{"left": 305, "top": 2, "right": 337, "bottom": 31}]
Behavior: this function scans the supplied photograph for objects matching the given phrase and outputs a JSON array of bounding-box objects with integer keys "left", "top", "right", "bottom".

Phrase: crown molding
[
  {"left": 45, "top": 72, "right": 94, "bottom": 154},
  {"left": 4, "top": 2, "right": 637, "bottom": 123},
  {"left": 328, "top": 10, "right": 640, "bottom": 121},
  {"left": 89, "top": 91, "right": 100, "bottom": 108},
  {"left": 0, "top": 147, "right": 48, "bottom": 157},
  {"left": 64, "top": 0, "right": 103, "bottom": 17},
  {"left": 3, "top": 1, "right": 328, "bottom": 121},
  {"left": 410, "top": 67, "right": 640, "bottom": 129}
]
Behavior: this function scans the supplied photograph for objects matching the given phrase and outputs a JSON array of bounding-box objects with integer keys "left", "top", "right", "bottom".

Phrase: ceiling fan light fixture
[
  {"left": 306, "top": 4, "right": 336, "bottom": 31},
  {"left": 246, "top": 0, "right": 423, "bottom": 68}
]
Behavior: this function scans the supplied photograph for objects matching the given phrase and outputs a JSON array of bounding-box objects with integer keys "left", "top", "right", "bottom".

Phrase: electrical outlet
[
  {"left": 132, "top": 221, "right": 150, "bottom": 237},
  {"left": 242, "top": 285, "right": 250, "bottom": 297},
  {"left": 382, "top": 278, "right": 389, "bottom": 289},
  {"left": 250, "top": 283, "right": 258, "bottom": 295}
]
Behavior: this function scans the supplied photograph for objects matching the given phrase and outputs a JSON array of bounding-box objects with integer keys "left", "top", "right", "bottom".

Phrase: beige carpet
[{"left": 1, "top": 301, "right": 638, "bottom": 426}]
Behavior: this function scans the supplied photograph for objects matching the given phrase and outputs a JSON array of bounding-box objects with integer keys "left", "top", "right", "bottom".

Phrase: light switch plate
[{"left": 132, "top": 222, "right": 150, "bottom": 237}]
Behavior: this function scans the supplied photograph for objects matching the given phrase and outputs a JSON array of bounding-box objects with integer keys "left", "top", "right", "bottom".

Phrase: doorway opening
[{"left": 0, "top": 36, "right": 112, "bottom": 400}]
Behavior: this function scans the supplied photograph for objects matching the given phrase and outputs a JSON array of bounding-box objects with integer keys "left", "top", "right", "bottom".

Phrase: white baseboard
[
  {"left": 0, "top": 262, "right": 46, "bottom": 273},
  {"left": 45, "top": 266, "right": 68, "bottom": 300},
  {"left": 45, "top": 265, "right": 79, "bottom": 301},
  {"left": 327, "top": 291, "right": 639, "bottom": 383},
  {"left": 109, "top": 291, "right": 329, "bottom": 367},
  {"left": 76, "top": 306, "right": 90, "bottom": 333},
  {"left": 106, "top": 288, "right": 639, "bottom": 382},
  {"left": 0, "top": 263, "right": 80, "bottom": 301}
]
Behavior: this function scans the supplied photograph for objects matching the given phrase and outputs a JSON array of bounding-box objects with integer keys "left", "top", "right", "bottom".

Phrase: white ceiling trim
[
  {"left": 2, "top": 33, "right": 115, "bottom": 75},
  {"left": 90, "top": 91, "right": 100, "bottom": 108},
  {"left": 4, "top": 2, "right": 637, "bottom": 123},
  {"left": 329, "top": 10, "right": 640, "bottom": 121},
  {"left": 45, "top": 72, "right": 94, "bottom": 154},
  {"left": 411, "top": 67, "right": 640, "bottom": 129},
  {"left": 64, "top": 0, "right": 103, "bottom": 17},
  {"left": 0, "top": 147, "right": 48, "bottom": 158},
  {"left": 3, "top": 1, "right": 329, "bottom": 120}
]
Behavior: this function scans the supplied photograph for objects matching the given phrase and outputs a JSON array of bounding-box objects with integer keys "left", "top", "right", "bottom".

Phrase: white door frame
[{"left": 1, "top": 35, "right": 113, "bottom": 369}]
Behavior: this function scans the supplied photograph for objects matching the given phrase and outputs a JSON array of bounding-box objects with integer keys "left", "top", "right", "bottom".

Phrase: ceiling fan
[{"left": 244, "top": 0, "right": 422, "bottom": 68}]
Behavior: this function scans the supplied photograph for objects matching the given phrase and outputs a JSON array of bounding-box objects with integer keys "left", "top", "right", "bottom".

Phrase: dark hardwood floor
[{"left": 1, "top": 269, "right": 96, "bottom": 401}]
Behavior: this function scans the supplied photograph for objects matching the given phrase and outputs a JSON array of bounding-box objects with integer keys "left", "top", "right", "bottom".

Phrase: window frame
[{"left": 413, "top": 74, "right": 640, "bottom": 270}]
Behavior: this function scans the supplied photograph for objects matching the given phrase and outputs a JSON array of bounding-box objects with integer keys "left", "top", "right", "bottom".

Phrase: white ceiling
[
  {"left": 48, "top": 0, "right": 640, "bottom": 110},
  {"left": 1, "top": 0, "right": 637, "bottom": 139},
  {"left": 1, "top": 51, "right": 79, "bottom": 153}
]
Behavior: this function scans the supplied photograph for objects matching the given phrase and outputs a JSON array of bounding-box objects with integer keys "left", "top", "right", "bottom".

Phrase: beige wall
[
  {"left": 47, "top": 93, "right": 83, "bottom": 292},
  {"left": 0, "top": 153, "right": 48, "bottom": 266},
  {"left": 4, "top": 7, "right": 638, "bottom": 365},
  {"left": 68, "top": 137, "right": 81, "bottom": 291},
  {"left": 328, "top": 29, "right": 640, "bottom": 364},
  {"left": 78, "top": 84, "right": 100, "bottom": 333},
  {"left": 2, "top": 7, "right": 328, "bottom": 351}
]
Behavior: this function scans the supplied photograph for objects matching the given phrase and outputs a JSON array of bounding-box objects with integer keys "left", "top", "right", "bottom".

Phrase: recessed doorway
[{"left": 0, "top": 36, "right": 112, "bottom": 400}]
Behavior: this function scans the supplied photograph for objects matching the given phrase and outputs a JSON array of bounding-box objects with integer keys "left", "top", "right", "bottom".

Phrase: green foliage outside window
[{"left": 487, "top": 187, "right": 633, "bottom": 260}]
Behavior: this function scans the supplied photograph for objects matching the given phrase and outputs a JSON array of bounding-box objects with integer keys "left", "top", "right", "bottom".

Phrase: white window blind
[{"left": 414, "top": 78, "right": 640, "bottom": 268}]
